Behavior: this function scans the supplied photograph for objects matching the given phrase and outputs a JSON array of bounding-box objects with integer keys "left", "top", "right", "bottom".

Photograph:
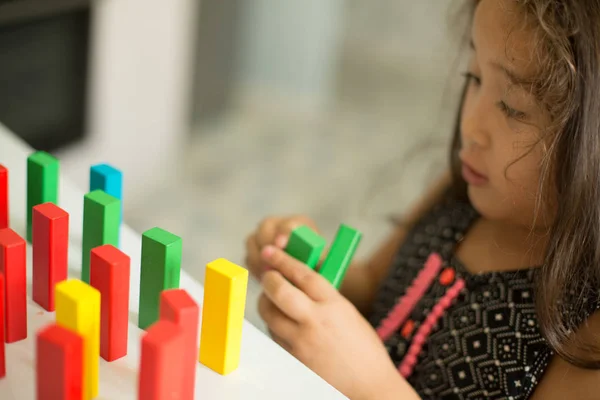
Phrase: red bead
[
  {"left": 405, "top": 354, "right": 417, "bottom": 365},
  {"left": 400, "top": 365, "right": 411, "bottom": 377},
  {"left": 440, "top": 297, "right": 452, "bottom": 308},
  {"left": 421, "top": 324, "right": 432, "bottom": 336},
  {"left": 401, "top": 320, "right": 415, "bottom": 338},
  {"left": 415, "top": 334, "right": 426, "bottom": 346},
  {"left": 439, "top": 268, "right": 455, "bottom": 286}
]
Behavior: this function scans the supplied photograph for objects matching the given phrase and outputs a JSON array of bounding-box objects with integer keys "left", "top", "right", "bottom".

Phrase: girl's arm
[{"left": 340, "top": 170, "right": 452, "bottom": 315}]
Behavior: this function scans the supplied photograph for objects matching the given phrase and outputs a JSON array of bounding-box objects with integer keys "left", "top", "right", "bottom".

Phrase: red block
[
  {"left": 33, "top": 203, "right": 69, "bottom": 311},
  {"left": 138, "top": 320, "right": 185, "bottom": 400},
  {"left": 90, "top": 244, "right": 130, "bottom": 361},
  {"left": 0, "top": 228, "right": 27, "bottom": 343},
  {"left": 0, "top": 274, "right": 5, "bottom": 378},
  {"left": 36, "top": 324, "right": 83, "bottom": 400},
  {"left": 159, "top": 289, "right": 200, "bottom": 400},
  {"left": 0, "top": 165, "right": 7, "bottom": 230}
]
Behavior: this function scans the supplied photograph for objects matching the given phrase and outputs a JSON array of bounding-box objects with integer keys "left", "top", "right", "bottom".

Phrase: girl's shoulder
[{"left": 531, "top": 311, "right": 600, "bottom": 399}]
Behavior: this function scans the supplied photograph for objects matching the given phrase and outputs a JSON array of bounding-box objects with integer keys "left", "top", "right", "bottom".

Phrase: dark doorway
[{"left": 0, "top": 0, "right": 91, "bottom": 151}]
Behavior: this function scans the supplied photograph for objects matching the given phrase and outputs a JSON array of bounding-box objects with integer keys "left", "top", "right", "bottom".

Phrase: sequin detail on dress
[{"left": 368, "top": 199, "right": 565, "bottom": 399}]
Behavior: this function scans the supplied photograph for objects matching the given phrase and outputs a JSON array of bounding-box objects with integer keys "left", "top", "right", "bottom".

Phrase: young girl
[{"left": 244, "top": 0, "right": 600, "bottom": 398}]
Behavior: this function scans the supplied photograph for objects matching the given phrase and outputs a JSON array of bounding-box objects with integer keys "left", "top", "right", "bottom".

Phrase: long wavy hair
[{"left": 448, "top": 0, "right": 600, "bottom": 368}]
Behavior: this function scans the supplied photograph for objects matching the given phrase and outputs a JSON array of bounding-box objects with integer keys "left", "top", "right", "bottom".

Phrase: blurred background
[{"left": 0, "top": 0, "right": 470, "bottom": 331}]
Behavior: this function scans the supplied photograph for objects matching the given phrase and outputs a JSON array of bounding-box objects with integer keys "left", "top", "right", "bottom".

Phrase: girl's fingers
[
  {"left": 261, "top": 245, "right": 334, "bottom": 302},
  {"left": 256, "top": 218, "right": 280, "bottom": 248},
  {"left": 244, "top": 233, "right": 266, "bottom": 279},
  {"left": 261, "top": 269, "right": 314, "bottom": 323},
  {"left": 258, "top": 293, "right": 299, "bottom": 345}
]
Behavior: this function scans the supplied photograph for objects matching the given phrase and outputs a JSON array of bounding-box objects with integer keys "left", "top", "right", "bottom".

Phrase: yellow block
[
  {"left": 55, "top": 279, "right": 101, "bottom": 399},
  {"left": 199, "top": 258, "right": 248, "bottom": 375}
]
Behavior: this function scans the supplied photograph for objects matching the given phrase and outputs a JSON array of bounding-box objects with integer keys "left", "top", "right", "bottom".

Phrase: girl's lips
[{"left": 461, "top": 162, "right": 488, "bottom": 186}]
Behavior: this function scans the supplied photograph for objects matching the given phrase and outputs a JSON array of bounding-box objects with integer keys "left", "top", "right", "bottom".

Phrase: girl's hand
[
  {"left": 245, "top": 215, "right": 319, "bottom": 280},
  {"left": 258, "top": 245, "right": 418, "bottom": 400}
]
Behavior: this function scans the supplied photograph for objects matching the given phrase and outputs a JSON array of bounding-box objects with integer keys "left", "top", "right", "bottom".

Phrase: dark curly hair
[{"left": 448, "top": 0, "right": 600, "bottom": 369}]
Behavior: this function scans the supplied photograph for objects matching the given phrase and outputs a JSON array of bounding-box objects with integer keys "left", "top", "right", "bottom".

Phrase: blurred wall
[
  {"left": 55, "top": 0, "right": 199, "bottom": 209},
  {"left": 192, "top": 0, "right": 240, "bottom": 122},
  {"left": 234, "top": 0, "right": 345, "bottom": 112}
]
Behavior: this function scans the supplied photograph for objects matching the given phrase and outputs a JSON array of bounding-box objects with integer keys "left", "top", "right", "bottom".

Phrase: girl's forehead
[{"left": 473, "top": 0, "right": 542, "bottom": 80}]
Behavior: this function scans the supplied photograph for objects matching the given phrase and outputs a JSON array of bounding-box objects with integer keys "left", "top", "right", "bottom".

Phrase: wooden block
[
  {"left": 318, "top": 224, "right": 362, "bottom": 290},
  {"left": 0, "top": 228, "right": 27, "bottom": 343},
  {"left": 26, "top": 151, "right": 59, "bottom": 242},
  {"left": 159, "top": 289, "right": 200, "bottom": 400},
  {"left": 138, "top": 227, "right": 182, "bottom": 330},
  {"left": 138, "top": 320, "right": 185, "bottom": 400},
  {"left": 285, "top": 225, "right": 326, "bottom": 269},
  {"left": 90, "top": 164, "right": 123, "bottom": 203},
  {"left": 199, "top": 258, "right": 248, "bottom": 375},
  {"left": 36, "top": 324, "right": 84, "bottom": 400},
  {"left": 0, "top": 165, "right": 8, "bottom": 230},
  {"left": 55, "top": 279, "right": 101, "bottom": 400},
  {"left": 0, "top": 273, "right": 5, "bottom": 378},
  {"left": 90, "top": 244, "right": 130, "bottom": 361},
  {"left": 82, "top": 190, "right": 120, "bottom": 283},
  {"left": 90, "top": 164, "right": 123, "bottom": 236},
  {"left": 32, "top": 203, "right": 69, "bottom": 311}
]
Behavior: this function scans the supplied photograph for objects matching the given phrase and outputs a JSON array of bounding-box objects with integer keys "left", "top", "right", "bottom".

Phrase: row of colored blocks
[
  {"left": 0, "top": 153, "right": 250, "bottom": 399},
  {"left": 0, "top": 158, "right": 118, "bottom": 233},
  {"left": 1, "top": 153, "right": 123, "bottom": 282},
  {"left": 0, "top": 152, "right": 175, "bottom": 330},
  {"left": 35, "top": 257, "right": 245, "bottom": 400}
]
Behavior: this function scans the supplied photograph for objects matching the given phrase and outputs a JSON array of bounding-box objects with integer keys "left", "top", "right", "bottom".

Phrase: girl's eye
[
  {"left": 497, "top": 101, "right": 527, "bottom": 120},
  {"left": 462, "top": 71, "right": 481, "bottom": 86}
]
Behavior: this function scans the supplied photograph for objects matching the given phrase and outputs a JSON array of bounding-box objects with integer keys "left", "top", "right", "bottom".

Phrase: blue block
[{"left": 90, "top": 164, "right": 123, "bottom": 244}]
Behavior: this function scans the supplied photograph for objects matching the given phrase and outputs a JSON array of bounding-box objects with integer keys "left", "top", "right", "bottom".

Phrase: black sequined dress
[{"left": 368, "top": 198, "right": 572, "bottom": 399}]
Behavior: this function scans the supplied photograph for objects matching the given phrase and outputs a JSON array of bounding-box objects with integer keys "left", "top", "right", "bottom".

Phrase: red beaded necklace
[{"left": 375, "top": 253, "right": 465, "bottom": 378}]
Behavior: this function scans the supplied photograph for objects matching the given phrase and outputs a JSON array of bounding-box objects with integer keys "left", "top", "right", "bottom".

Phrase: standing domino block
[
  {"left": 33, "top": 203, "right": 69, "bottom": 311},
  {"left": 285, "top": 225, "right": 326, "bottom": 269},
  {"left": 55, "top": 279, "right": 101, "bottom": 400},
  {"left": 199, "top": 258, "right": 248, "bottom": 375},
  {"left": 90, "top": 164, "right": 123, "bottom": 240},
  {"left": 318, "top": 224, "right": 362, "bottom": 290},
  {"left": 0, "top": 274, "right": 5, "bottom": 378},
  {"left": 90, "top": 244, "right": 130, "bottom": 361},
  {"left": 0, "top": 165, "right": 8, "bottom": 229},
  {"left": 27, "top": 151, "right": 59, "bottom": 242},
  {"left": 138, "top": 320, "right": 185, "bottom": 400},
  {"left": 82, "top": 190, "right": 120, "bottom": 283},
  {"left": 159, "top": 289, "right": 200, "bottom": 400},
  {"left": 138, "top": 228, "right": 182, "bottom": 330},
  {"left": 36, "top": 324, "right": 84, "bottom": 400},
  {"left": 0, "top": 228, "right": 27, "bottom": 343}
]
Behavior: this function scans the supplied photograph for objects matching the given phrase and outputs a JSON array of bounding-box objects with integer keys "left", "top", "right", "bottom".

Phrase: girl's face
[{"left": 460, "top": 0, "right": 554, "bottom": 229}]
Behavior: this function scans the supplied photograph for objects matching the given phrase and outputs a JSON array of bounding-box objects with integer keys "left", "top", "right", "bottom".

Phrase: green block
[
  {"left": 138, "top": 227, "right": 182, "bottom": 330},
  {"left": 27, "top": 151, "right": 59, "bottom": 242},
  {"left": 285, "top": 225, "right": 326, "bottom": 269},
  {"left": 82, "top": 190, "right": 120, "bottom": 283},
  {"left": 319, "top": 224, "right": 362, "bottom": 289}
]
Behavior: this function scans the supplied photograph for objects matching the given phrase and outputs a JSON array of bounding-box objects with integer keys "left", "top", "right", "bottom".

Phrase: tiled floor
[{"left": 126, "top": 1, "right": 468, "bottom": 332}]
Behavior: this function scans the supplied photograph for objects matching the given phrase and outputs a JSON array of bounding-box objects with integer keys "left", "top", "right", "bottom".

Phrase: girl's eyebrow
[
  {"left": 489, "top": 61, "right": 531, "bottom": 88},
  {"left": 470, "top": 38, "right": 532, "bottom": 89}
]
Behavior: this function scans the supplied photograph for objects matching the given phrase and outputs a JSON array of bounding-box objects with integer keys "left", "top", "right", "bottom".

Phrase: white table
[{"left": 0, "top": 125, "right": 346, "bottom": 399}]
